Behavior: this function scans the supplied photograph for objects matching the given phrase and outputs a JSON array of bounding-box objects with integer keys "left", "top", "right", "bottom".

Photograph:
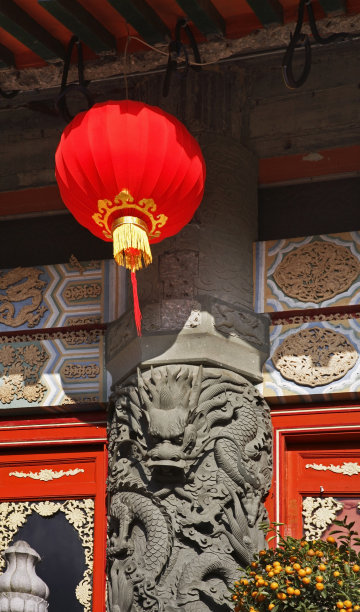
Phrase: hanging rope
[
  {"left": 282, "top": 0, "right": 353, "bottom": 89},
  {"left": 55, "top": 35, "right": 93, "bottom": 122},
  {"left": 163, "top": 18, "right": 201, "bottom": 97}
]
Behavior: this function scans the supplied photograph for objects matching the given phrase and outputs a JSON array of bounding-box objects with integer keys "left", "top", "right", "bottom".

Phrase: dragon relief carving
[
  {"left": 107, "top": 365, "right": 272, "bottom": 612},
  {"left": 0, "top": 267, "right": 47, "bottom": 328}
]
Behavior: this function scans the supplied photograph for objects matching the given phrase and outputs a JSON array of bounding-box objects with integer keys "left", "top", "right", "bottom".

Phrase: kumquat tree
[{"left": 231, "top": 519, "right": 360, "bottom": 612}]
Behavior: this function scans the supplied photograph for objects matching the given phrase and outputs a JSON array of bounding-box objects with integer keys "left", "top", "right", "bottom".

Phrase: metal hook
[
  {"left": 55, "top": 35, "right": 93, "bottom": 123},
  {"left": 282, "top": 0, "right": 353, "bottom": 90},
  {"left": 282, "top": 0, "right": 312, "bottom": 89},
  {"left": 163, "top": 18, "right": 201, "bottom": 97}
]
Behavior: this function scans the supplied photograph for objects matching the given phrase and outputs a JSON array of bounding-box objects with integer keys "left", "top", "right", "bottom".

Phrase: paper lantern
[{"left": 55, "top": 100, "right": 206, "bottom": 333}]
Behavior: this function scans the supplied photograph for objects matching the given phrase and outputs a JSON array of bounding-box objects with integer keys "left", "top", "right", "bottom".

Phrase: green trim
[
  {"left": 0, "top": 42, "right": 15, "bottom": 67},
  {"left": 175, "top": 0, "right": 225, "bottom": 36},
  {"left": 246, "top": 0, "right": 283, "bottom": 25},
  {"left": 1, "top": 0, "right": 64, "bottom": 60},
  {"left": 108, "top": 0, "right": 170, "bottom": 44},
  {"left": 318, "top": 0, "right": 345, "bottom": 14},
  {"left": 39, "top": 0, "right": 115, "bottom": 53}
]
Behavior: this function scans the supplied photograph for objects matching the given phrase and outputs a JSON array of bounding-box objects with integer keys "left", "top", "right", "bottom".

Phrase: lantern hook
[
  {"left": 282, "top": 0, "right": 352, "bottom": 89},
  {"left": 55, "top": 35, "right": 94, "bottom": 123},
  {"left": 163, "top": 18, "right": 201, "bottom": 97}
]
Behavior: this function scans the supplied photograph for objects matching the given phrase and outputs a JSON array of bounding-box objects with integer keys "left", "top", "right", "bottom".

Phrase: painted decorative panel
[
  {"left": 260, "top": 319, "right": 360, "bottom": 402},
  {"left": 0, "top": 259, "right": 125, "bottom": 331},
  {"left": 0, "top": 330, "right": 106, "bottom": 409},
  {"left": 254, "top": 231, "right": 360, "bottom": 313}
]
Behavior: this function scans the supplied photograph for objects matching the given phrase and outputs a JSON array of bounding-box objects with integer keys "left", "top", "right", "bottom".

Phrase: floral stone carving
[
  {"left": 0, "top": 343, "right": 48, "bottom": 405},
  {"left": 273, "top": 241, "right": 360, "bottom": 303},
  {"left": 306, "top": 462, "right": 360, "bottom": 476},
  {"left": 302, "top": 497, "right": 343, "bottom": 540},
  {"left": 108, "top": 365, "right": 272, "bottom": 612},
  {"left": 0, "top": 499, "right": 94, "bottom": 612},
  {"left": 272, "top": 326, "right": 358, "bottom": 387}
]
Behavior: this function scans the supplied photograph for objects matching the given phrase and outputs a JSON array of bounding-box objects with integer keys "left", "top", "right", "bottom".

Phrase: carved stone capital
[{"left": 106, "top": 296, "right": 269, "bottom": 385}]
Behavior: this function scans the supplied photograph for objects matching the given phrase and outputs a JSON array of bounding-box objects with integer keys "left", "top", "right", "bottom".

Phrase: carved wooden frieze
[
  {"left": 0, "top": 260, "right": 125, "bottom": 331},
  {"left": 262, "top": 319, "right": 360, "bottom": 402},
  {"left": 302, "top": 497, "right": 343, "bottom": 540},
  {"left": 273, "top": 241, "right": 360, "bottom": 303},
  {"left": 306, "top": 462, "right": 360, "bottom": 476},
  {"left": 254, "top": 232, "right": 360, "bottom": 313},
  {"left": 0, "top": 333, "right": 106, "bottom": 409},
  {"left": 272, "top": 326, "right": 358, "bottom": 387}
]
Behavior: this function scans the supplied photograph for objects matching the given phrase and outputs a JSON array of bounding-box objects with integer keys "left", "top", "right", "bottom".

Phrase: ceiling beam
[
  {"left": 318, "top": 0, "right": 345, "bottom": 14},
  {"left": 107, "top": 0, "right": 170, "bottom": 44},
  {"left": 0, "top": 0, "right": 65, "bottom": 61},
  {"left": 245, "top": 0, "right": 283, "bottom": 25},
  {"left": 0, "top": 42, "right": 15, "bottom": 68},
  {"left": 175, "top": 0, "right": 225, "bottom": 36},
  {"left": 39, "top": 0, "right": 116, "bottom": 53}
]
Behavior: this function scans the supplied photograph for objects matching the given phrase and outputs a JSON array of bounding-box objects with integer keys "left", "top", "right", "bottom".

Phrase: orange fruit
[
  {"left": 315, "top": 575, "right": 324, "bottom": 583},
  {"left": 305, "top": 567, "right": 312, "bottom": 575},
  {"left": 293, "top": 563, "right": 301, "bottom": 570},
  {"left": 270, "top": 582, "right": 279, "bottom": 590},
  {"left": 344, "top": 602, "right": 352, "bottom": 609},
  {"left": 327, "top": 536, "right": 336, "bottom": 544},
  {"left": 294, "top": 589, "right": 301, "bottom": 596},
  {"left": 337, "top": 603, "right": 345, "bottom": 609},
  {"left": 307, "top": 549, "right": 316, "bottom": 556},
  {"left": 287, "top": 587, "right": 295, "bottom": 595},
  {"left": 298, "top": 569, "right": 306, "bottom": 577},
  {"left": 353, "top": 565, "right": 360, "bottom": 573},
  {"left": 316, "top": 583, "right": 324, "bottom": 591},
  {"left": 334, "top": 571, "right": 340, "bottom": 577},
  {"left": 319, "top": 564, "right": 326, "bottom": 571},
  {"left": 268, "top": 605, "right": 275, "bottom": 611},
  {"left": 302, "top": 577, "right": 311, "bottom": 584}
]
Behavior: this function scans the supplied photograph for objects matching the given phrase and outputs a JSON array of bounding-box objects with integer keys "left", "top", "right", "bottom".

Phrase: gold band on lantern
[
  {"left": 112, "top": 216, "right": 149, "bottom": 234},
  {"left": 111, "top": 215, "right": 152, "bottom": 270}
]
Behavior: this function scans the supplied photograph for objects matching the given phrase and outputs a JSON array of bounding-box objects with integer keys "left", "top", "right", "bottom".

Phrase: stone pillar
[{"left": 106, "top": 135, "right": 272, "bottom": 612}]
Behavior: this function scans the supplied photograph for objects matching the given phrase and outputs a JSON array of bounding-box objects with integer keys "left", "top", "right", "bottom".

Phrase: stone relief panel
[
  {"left": 261, "top": 319, "right": 360, "bottom": 403},
  {"left": 0, "top": 330, "right": 106, "bottom": 409},
  {"left": 107, "top": 365, "right": 272, "bottom": 612},
  {"left": 0, "top": 260, "right": 125, "bottom": 332},
  {"left": 254, "top": 231, "right": 360, "bottom": 313}
]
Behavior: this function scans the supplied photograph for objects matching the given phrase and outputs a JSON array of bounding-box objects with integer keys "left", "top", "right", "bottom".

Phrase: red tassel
[{"left": 131, "top": 270, "right": 142, "bottom": 336}]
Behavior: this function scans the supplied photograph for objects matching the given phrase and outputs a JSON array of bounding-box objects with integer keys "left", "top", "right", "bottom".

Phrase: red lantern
[{"left": 55, "top": 100, "right": 206, "bottom": 334}]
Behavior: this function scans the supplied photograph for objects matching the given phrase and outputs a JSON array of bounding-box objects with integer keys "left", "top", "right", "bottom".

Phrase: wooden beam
[
  {"left": 318, "top": 0, "right": 345, "bottom": 15},
  {"left": 0, "top": 0, "right": 64, "bottom": 61},
  {"left": 39, "top": 0, "right": 115, "bottom": 53},
  {"left": 245, "top": 0, "right": 283, "bottom": 25},
  {"left": 175, "top": 0, "right": 225, "bottom": 36},
  {"left": 107, "top": 0, "right": 170, "bottom": 44},
  {"left": 0, "top": 42, "right": 15, "bottom": 68}
]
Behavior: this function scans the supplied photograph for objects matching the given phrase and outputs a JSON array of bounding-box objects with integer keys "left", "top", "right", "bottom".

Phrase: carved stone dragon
[{"left": 108, "top": 365, "right": 272, "bottom": 611}]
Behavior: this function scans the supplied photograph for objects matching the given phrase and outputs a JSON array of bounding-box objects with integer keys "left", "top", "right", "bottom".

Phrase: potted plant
[{"left": 231, "top": 519, "right": 360, "bottom": 612}]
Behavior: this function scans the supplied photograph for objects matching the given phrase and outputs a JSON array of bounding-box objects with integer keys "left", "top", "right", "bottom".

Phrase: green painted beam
[
  {"left": 246, "top": 0, "right": 283, "bottom": 25},
  {"left": 175, "top": 0, "right": 225, "bottom": 36},
  {"left": 318, "top": 0, "right": 345, "bottom": 14},
  {"left": 0, "top": 0, "right": 64, "bottom": 61},
  {"left": 0, "top": 42, "right": 15, "bottom": 67},
  {"left": 107, "top": 0, "right": 170, "bottom": 44},
  {"left": 39, "top": 0, "right": 116, "bottom": 52}
]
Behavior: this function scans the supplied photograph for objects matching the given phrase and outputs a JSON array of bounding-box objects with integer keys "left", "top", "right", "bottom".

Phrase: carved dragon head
[{"left": 138, "top": 366, "right": 202, "bottom": 480}]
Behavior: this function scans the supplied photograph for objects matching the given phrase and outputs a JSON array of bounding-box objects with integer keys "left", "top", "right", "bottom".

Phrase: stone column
[{"left": 106, "top": 135, "right": 272, "bottom": 612}]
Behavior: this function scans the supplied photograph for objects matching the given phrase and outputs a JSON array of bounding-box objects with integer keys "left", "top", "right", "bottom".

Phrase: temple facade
[{"left": 0, "top": 1, "right": 360, "bottom": 610}]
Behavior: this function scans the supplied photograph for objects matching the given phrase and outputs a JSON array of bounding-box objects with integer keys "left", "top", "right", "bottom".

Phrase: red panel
[
  {"left": 266, "top": 405, "right": 360, "bottom": 544},
  {"left": 0, "top": 412, "right": 107, "bottom": 612}
]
